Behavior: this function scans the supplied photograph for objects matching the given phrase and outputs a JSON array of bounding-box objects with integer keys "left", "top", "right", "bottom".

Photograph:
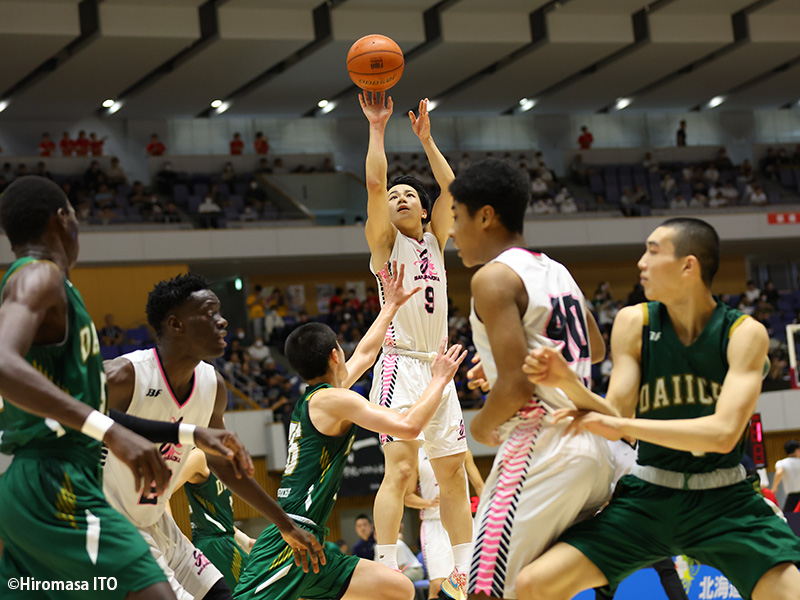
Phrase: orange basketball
[{"left": 346, "top": 34, "right": 404, "bottom": 92}]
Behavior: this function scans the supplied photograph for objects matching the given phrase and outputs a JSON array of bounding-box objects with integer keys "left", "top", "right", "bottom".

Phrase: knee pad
[{"left": 201, "top": 578, "right": 232, "bottom": 600}]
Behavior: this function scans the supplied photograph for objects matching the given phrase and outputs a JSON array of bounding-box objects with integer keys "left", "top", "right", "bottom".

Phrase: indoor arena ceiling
[{"left": 0, "top": 0, "right": 799, "bottom": 121}]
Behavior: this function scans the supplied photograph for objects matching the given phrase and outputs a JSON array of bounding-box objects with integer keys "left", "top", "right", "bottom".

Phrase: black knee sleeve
[{"left": 201, "top": 578, "right": 233, "bottom": 600}]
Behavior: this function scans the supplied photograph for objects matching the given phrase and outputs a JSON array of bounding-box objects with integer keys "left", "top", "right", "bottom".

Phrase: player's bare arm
[
  {"left": 409, "top": 97, "right": 455, "bottom": 250},
  {"left": 524, "top": 304, "right": 642, "bottom": 419},
  {"left": 586, "top": 310, "right": 606, "bottom": 364},
  {"left": 343, "top": 260, "right": 421, "bottom": 388},
  {"left": 204, "top": 372, "right": 326, "bottom": 574},
  {"left": 469, "top": 263, "right": 538, "bottom": 445},
  {"left": 0, "top": 263, "right": 171, "bottom": 494},
  {"left": 311, "top": 340, "right": 465, "bottom": 439},
  {"left": 360, "top": 90, "right": 396, "bottom": 268},
  {"left": 559, "top": 317, "right": 769, "bottom": 454}
]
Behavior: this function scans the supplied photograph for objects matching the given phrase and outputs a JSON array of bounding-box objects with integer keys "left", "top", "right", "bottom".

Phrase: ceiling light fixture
[
  {"left": 427, "top": 100, "right": 438, "bottom": 111},
  {"left": 317, "top": 99, "right": 329, "bottom": 108},
  {"left": 708, "top": 96, "right": 725, "bottom": 109},
  {"left": 102, "top": 99, "right": 115, "bottom": 108},
  {"left": 108, "top": 101, "right": 123, "bottom": 114},
  {"left": 215, "top": 101, "right": 230, "bottom": 114},
  {"left": 211, "top": 99, "right": 223, "bottom": 108},
  {"left": 0, "top": 100, "right": 9, "bottom": 113},
  {"left": 615, "top": 97, "right": 632, "bottom": 110},
  {"left": 519, "top": 98, "right": 536, "bottom": 112},
  {"left": 320, "top": 101, "right": 336, "bottom": 115}
]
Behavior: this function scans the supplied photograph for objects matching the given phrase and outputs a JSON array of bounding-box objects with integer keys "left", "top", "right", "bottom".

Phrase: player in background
[
  {"left": 235, "top": 262, "right": 467, "bottom": 600},
  {"left": 772, "top": 439, "right": 800, "bottom": 513},
  {"left": 448, "top": 159, "right": 617, "bottom": 600},
  {"left": 169, "top": 448, "right": 256, "bottom": 590},
  {"left": 516, "top": 218, "right": 800, "bottom": 600},
  {"left": 404, "top": 449, "right": 485, "bottom": 599},
  {"left": 0, "top": 176, "right": 176, "bottom": 599},
  {"left": 103, "top": 273, "right": 324, "bottom": 600},
  {"left": 360, "top": 91, "right": 473, "bottom": 600}
]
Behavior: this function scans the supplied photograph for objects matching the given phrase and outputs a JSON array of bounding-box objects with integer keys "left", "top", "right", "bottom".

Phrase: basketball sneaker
[{"left": 440, "top": 568, "right": 467, "bottom": 600}]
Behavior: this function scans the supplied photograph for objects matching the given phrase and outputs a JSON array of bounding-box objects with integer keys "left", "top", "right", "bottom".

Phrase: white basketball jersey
[
  {"left": 371, "top": 231, "right": 447, "bottom": 354},
  {"left": 470, "top": 248, "right": 592, "bottom": 417},
  {"left": 103, "top": 348, "right": 219, "bottom": 528}
]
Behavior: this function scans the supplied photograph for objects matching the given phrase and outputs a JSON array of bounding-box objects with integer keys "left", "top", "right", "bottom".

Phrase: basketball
[{"left": 346, "top": 34, "right": 404, "bottom": 92}]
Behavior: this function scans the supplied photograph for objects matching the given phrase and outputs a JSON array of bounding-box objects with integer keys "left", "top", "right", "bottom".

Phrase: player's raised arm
[
  {"left": 409, "top": 98, "right": 455, "bottom": 251},
  {"left": 343, "top": 261, "right": 421, "bottom": 388},
  {"left": 360, "top": 91, "right": 396, "bottom": 266},
  {"left": 204, "top": 372, "right": 326, "bottom": 574}
]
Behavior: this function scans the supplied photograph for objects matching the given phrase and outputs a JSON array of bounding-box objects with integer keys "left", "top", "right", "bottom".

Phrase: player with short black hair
[
  {"left": 772, "top": 438, "right": 800, "bottom": 513},
  {"left": 284, "top": 322, "right": 340, "bottom": 380}
]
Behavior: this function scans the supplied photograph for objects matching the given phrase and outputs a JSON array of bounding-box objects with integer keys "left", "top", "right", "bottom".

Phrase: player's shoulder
[
  {"left": 615, "top": 304, "right": 647, "bottom": 329},
  {"left": 471, "top": 260, "right": 523, "bottom": 293},
  {"left": 726, "top": 312, "right": 768, "bottom": 349}
]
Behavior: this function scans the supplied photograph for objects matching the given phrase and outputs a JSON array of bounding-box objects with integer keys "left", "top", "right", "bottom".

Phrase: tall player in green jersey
[
  {"left": 516, "top": 218, "right": 800, "bottom": 600},
  {"left": 0, "top": 176, "right": 177, "bottom": 599},
  {"left": 234, "top": 261, "right": 467, "bottom": 600}
]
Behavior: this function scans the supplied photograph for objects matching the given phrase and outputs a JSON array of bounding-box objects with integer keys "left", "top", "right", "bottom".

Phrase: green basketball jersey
[
  {"left": 637, "top": 300, "right": 750, "bottom": 473},
  {"left": 276, "top": 383, "right": 357, "bottom": 527},
  {"left": 187, "top": 472, "right": 235, "bottom": 539},
  {"left": 0, "top": 257, "right": 106, "bottom": 461}
]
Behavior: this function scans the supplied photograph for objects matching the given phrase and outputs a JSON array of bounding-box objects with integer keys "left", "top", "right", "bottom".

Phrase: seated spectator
[
  {"left": 161, "top": 202, "right": 181, "bottom": 224},
  {"left": 560, "top": 196, "right": 578, "bottom": 214},
  {"left": 715, "top": 148, "right": 733, "bottom": 171},
  {"left": 661, "top": 174, "right": 677, "bottom": 196},
  {"left": 744, "top": 280, "right": 761, "bottom": 304},
  {"left": 128, "top": 180, "right": 147, "bottom": 206},
  {"left": 763, "top": 280, "right": 779, "bottom": 306},
  {"left": 198, "top": 194, "right": 222, "bottom": 228},
  {"left": 532, "top": 198, "right": 550, "bottom": 215},
  {"left": 690, "top": 192, "right": 708, "bottom": 209},
  {"left": 39, "top": 132, "right": 56, "bottom": 157},
  {"left": 15, "top": 164, "right": 27, "bottom": 178},
  {"left": 642, "top": 151, "right": 659, "bottom": 173},
  {"left": 153, "top": 161, "right": 177, "bottom": 196},
  {"left": 74, "top": 130, "right": 90, "bottom": 157},
  {"left": 59, "top": 131, "right": 74, "bottom": 156},
  {"left": 1, "top": 162, "right": 15, "bottom": 182},
  {"left": 76, "top": 200, "right": 91, "bottom": 223},
  {"left": 100, "top": 314, "right": 124, "bottom": 346},
  {"left": 554, "top": 186, "right": 572, "bottom": 207},
  {"left": 99, "top": 206, "right": 119, "bottom": 225},
  {"left": 669, "top": 193, "right": 688, "bottom": 211},
  {"left": 739, "top": 159, "right": 754, "bottom": 182},
  {"left": 272, "top": 157, "right": 287, "bottom": 175},
  {"left": 762, "top": 147, "right": 778, "bottom": 180},
  {"left": 94, "top": 184, "right": 115, "bottom": 209},
  {"left": 320, "top": 157, "right": 336, "bottom": 173},
  {"left": 364, "top": 286, "right": 380, "bottom": 316},
  {"left": 146, "top": 133, "right": 166, "bottom": 156},
  {"left": 539, "top": 163, "right": 555, "bottom": 186},
  {"left": 590, "top": 194, "right": 607, "bottom": 211},
  {"left": 708, "top": 192, "right": 728, "bottom": 208},
  {"left": 720, "top": 181, "right": 740, "bottom": 204},
  {"left": 256, "top": 157, "right": 272, "bottom": 176},
  {"left": 247, "top": 337, "right": 273, "bottom": 366},
  {"left": 206, "top": 183, "right": 228, "bottom": 207},
  {"left": 568, "top": 152, "right": 586, "bottom": 184},
  {"left": 681, "top": 164, "right": 695, "bottom": 183},
  {"left": 254, "top": 131, "right": 269, "bottom": 155},
  {"left": 633, "top": 184, "right": 649, "bottom": 207},
  {"left": 230, "top": 132, "right": 244, "bottom": 156},
  {"left": 244, "top": 180, "right": 266, "bottom": 211},
  {"left": 107, "top": 157, "right": 128, "bottom": 189},
  {"left": 34, "top": 162, "right": 51, "bottom": 180},
  {"left": 748, "top": 183, "right": 767, "bottom": 206},
  {"left": 89, "top": 132, "right": 106, "bottom": 156},
  {"left": 221, "top": 162, "right": 237, "bottom": 185},
  {"left": 83, "top": 160, "right": 105, "bottom": 192},
  {"left": 241, "top": 205, "right": 258, "bottom": 221},
  {"left": 517, "top": 153, "right": 530, "bottom": 172},
  {"left": 620, "top": 187, "right": 637, "bottom": 217},
  {"left": 531, "top": 173, "right": 549, "bottom": 199},
  {"left": 703, "top": 164, "right": 720, "bottom": 185}
]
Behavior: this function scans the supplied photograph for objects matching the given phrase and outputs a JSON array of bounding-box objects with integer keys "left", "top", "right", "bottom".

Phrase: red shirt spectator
[
  {"left": 59, "top": 132, "right": 74, "bottom": 156},
  {"left": 254, "top": 132, "right": 269, "bottom": 155},
  {"left": 146, "top": 134, "right": 166, "bottom": 156},
  {"left": 230, "top": 133, "right": 244, "bottom": 156},
  {"left": 39, "top": 133, "right": 56, "bottom": 157},
  {"left": 74, "top": 131, "right": 90, "bottom": 156},
  {"left": 578, "top": 126, "right": 593, "bottom": 150},
  {"left": 89, "top": 133, "right": 105, "bottom": 156}
]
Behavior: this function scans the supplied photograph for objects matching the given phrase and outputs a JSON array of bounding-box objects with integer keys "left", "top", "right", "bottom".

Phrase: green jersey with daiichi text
[
  {"left": 637, "top": 299, "right": 750, "bottom": 473},
  {"left": 0, "top": 257, "right": 106, "bottom": 462},
  {"left": 276, "top": 383, "right": 357, "bottom": 526},
  {"left": 187, "top": 472, "right": 235, "bottom": 538}
]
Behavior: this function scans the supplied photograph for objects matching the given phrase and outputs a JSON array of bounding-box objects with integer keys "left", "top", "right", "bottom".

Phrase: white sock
[
  {"left": 452, "top": 542, "right": 472, "bottom": 574},
  {"left": 376, "top": 544, "right": 397, "bottom": 569}
]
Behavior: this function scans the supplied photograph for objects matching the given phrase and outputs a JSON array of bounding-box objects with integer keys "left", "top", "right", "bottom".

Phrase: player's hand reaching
[
  {"left": 104, "top": 424, "right": 172, "bottom": 495},
  {"left": 552, "top": 409, "right": 624, "bottom": 441},
  {"left": 409, "top": 98, "right": 431, "bottom": 141},
  {"left": 194, "top": 427, "right": 255, "bottom": 479},
  {"left": 431, "top": 338, "right": 468, "bottom": 382},
  {"left": 280, "top": 525, "right": 327, "bottom": 574},
  {"left": 522, "top": 346, "right": 575, "bottom": 388},
  {"left": 378, "top": 260, "right": 421, "bottom": 310},
  {"left": 467, "top": 354, "right": 491, "bottom": 392},
  {"left": 359, "top": 91, "right": 393, "bottom": 126}
]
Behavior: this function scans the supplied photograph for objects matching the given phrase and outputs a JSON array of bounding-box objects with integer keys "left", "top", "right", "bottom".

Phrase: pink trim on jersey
[
  {"left": 512, "top": 247, "right": 541, "bottom": 257},
  {"left": 471, "top": 399, "right": 544, "bottom": 596},
  {"left": 152, "top": 347, "right": 196, "bottom": 409},
  {"left": 378, "top": 354, "right": 399, "bottom": 445}
]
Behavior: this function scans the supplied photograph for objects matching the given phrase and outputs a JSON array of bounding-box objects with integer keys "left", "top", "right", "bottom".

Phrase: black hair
[
  {"left": 146, "top": 273, "right": 211, "bottom": 336},
  {"left": 354, "top": 514, "right": 372, "bottom": 523},
  {"left": 0, "top": 176, "right": 68, "bottom": 247},
  {"left": 659, "top": 218, "right": 720, "bottom": 287},
  {"left": 449, "top": 158, "right": 530, "bottom": 234},
  {"left": 284, "top": 322, "right": 338, "bottom": 380},
  {"left": 256, "top": 131, "right": 263, "bottom": 137},
  {"left": 254, "top": 284, "right": 263, "bottom": 292},
  {"left": 389, "top": 175, "right": 432, "bottom": 223},
  {"left": 785, "top": 439, "right": 799, "bottom": 455}
]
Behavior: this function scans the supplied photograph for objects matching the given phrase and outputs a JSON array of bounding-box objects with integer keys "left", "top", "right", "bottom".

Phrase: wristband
[
  {"left": 81, "top": 410, "right": 115, "bottom": 442},
  {"left": 178, "top": 423, "right": 196, "bottom": 446}
]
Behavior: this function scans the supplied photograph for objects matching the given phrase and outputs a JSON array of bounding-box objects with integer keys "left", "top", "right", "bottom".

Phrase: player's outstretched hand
[
  {"left": 467, "top": 354, "right": 491, "bottom": 392},
  {"left": 280, "top": 525, "right": 327, "bottom": 574},
  {"left": 522, "top": 346, "right": 573, "bottom": 388},
  {"left": 552, "top": 409, "right": 623, "bottom": 441},
  {"left": 409, "top": 98, "right": 431, "bottom": 141},
  {"left": 105, "top": 424, "right": 171, "bottom": 495},
  {"left": 431, "top": 338, "right": 468, "bottom": 382},
  {"left": 194, "top": 427, "right": 255, "bottom": 479},
  {"left": 378, "top": 260, "right": 421, "bottom": 310},
  {"left": 359, "top": 90, "right": 393, "bottom": 126}
]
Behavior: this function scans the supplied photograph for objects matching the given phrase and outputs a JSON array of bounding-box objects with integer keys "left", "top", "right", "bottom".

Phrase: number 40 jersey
[
  {"left": 371, "top": 231, "right": 447, "bottom": 354},
  {"left": 470, "top": 248, "right": 593, "bottom": 415}
]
